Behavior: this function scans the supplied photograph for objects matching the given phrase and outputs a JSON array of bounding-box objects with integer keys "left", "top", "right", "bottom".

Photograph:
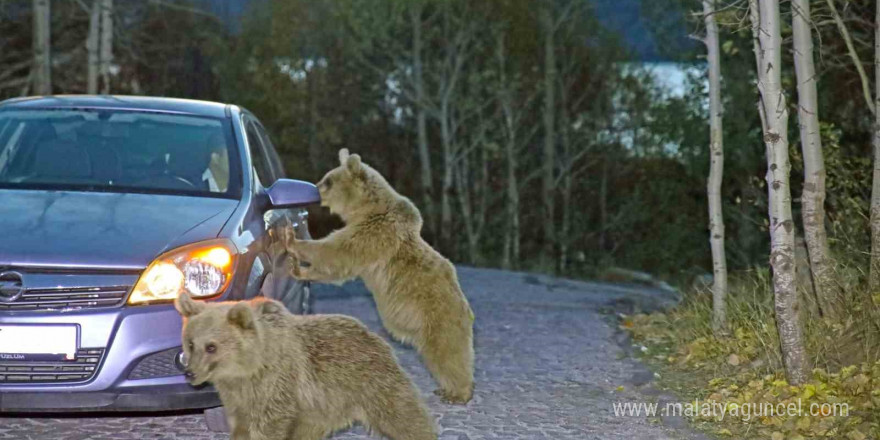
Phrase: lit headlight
[{"left": 128, "top": 239, "right": 237, "bottom": 305}]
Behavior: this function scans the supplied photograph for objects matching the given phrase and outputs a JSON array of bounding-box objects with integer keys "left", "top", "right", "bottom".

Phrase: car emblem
[{"left": 0, "top": 272, "right": 24, "bottom": 302}]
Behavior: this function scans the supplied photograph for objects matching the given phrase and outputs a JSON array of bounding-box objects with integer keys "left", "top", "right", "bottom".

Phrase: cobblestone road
[{"left": 0, "top": 267, "right": 707, "bottom": 439}]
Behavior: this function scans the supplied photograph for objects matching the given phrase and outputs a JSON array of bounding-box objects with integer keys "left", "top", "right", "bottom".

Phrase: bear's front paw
[
  {"left": 279, "top": 224, "right": 300, "bottom": 249},
  {"left": 288, "top": 256, "right": 313, "bottom": 279}
]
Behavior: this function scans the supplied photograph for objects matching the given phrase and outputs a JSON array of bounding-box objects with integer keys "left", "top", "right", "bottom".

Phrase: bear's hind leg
[
  {"left": 364, "top": 398, "right": 436, "bottom": 440},
  {"left": 288, "top": 421, "right": 331, "bottom": 440},
  {"left": 421, "top": 327, "right": 474, "bottom": 404}
]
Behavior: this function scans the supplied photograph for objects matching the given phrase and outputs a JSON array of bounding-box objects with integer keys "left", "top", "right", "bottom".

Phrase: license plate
[{"left": 0, "top": 325, "right": 77, "bottom": 361}]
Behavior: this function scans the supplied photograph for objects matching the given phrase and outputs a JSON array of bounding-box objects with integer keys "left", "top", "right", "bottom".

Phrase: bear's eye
[
  {"left": 322, "top": 177, "right": 332, "bottom": 190},
  {"left": 205, "top": 343, "right": 217, "bottom": 354},
  {"left": 187, "top": 341, "right": 194, "bottom": 351}
]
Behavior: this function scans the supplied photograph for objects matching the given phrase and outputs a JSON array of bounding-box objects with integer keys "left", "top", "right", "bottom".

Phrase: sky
[
  {"left": 644, "top": 62, "right": 699, "bottom": 97},
  {"left": 198, "top": 0, "right": 693, "bottom": 62},
  {"left": 591, "top": 0, "right": 661, "bottom": 60}
]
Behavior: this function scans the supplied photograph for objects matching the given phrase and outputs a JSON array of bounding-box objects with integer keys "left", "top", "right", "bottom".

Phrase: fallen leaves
[
  {"left": 727, "top": 353, "right": 741, "bottom": 366},
  {"left": 622, "top": 311, "right": 880, "bottom": 439}
]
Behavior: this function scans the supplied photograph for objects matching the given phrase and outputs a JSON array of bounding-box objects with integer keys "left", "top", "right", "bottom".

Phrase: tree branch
[
  {"left": 147, "top": 0, "right": 224, "bottom": 25},
  {"left": 824, "top": 0, "right": 875, "bottom": 115}
]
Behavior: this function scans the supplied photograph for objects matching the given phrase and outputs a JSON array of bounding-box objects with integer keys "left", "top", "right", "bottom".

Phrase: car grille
[
  {"left": 0, "top": 348, "right": 104, "bottom": 384},
  {"left": 0, "top": 285, "right": 130, "bottom": 311},
  {"left": 129, "top": 348, "right": 184, "bottom": 380}
]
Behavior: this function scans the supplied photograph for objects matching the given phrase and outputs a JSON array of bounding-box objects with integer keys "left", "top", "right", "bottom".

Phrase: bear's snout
[{"left": 184, "top": 368, "right": 210, "bottom": 386}]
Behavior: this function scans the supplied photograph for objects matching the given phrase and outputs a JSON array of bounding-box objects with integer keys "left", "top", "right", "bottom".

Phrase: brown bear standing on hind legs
[
  {"left": 175, "top": 294, "right": 436, "bottom": 440},
  {"left": 283, "top": 148, "right": 475, "bottom": 404}
]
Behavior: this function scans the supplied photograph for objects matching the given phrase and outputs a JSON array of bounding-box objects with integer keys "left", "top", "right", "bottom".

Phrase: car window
[
  {"left": 254, "top": 122, "right": 286, "bottom": 179},
  {"left": 0, "top": 109, "right": 242, "bottom": 199},
  {"left": 0, "top": 121, "right": 25, "bottom": 171},
  {"left": 244, "top": 119, "right": 275, "bottom": 187}
]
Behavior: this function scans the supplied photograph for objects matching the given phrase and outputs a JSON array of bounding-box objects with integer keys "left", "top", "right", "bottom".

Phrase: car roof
[{"left": 0, "top": 95, "right": 232, "bottom": 119}]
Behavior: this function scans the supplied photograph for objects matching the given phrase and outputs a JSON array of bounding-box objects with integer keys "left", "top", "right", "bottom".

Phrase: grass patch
[{"left": 623, "top": 266, "right": 880, "bottom": 439}]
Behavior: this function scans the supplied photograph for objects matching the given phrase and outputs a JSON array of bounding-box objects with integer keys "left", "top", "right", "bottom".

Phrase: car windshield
[{"left": 0, "top": 108, "right": 241, "bottom": 198}]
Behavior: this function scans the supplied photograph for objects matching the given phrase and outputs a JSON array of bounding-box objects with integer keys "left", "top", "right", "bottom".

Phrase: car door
[
  {"left": 243, "top": 118, "right": 284, "bottom": 234},
  {"left": 245, "top": 117, "right": 312, "bottom": 312},
  {"left": 252, "top": 120, "right": 295, "bottom": 235}
]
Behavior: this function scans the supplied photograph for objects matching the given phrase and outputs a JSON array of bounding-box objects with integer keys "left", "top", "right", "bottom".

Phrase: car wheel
[
  {"left": 280, "top": 278, "right": 312, "bottom": 314},
  {"left": 204, "top": 406, "right": 229, "bottom": 432},
  {"left": 259, "top": 271, "right": 312, "bottom": 315}
]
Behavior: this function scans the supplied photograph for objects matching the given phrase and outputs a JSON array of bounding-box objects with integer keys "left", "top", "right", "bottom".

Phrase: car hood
[{"left": 0, "top": 190, "right": 239, "bottom": 270}]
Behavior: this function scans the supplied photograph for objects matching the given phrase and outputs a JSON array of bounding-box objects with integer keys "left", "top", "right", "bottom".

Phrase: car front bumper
[
  {"left": 0, "top": 383, "right": 219, "bottom": 412},
  {"left": 0, "top": 304, "right": 219, "bottom": 412}
]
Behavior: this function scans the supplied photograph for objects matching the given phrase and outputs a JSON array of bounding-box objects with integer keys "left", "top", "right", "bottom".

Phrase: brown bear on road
[
  {"left": 175, "top": 294, "right": 436, "bottom": 440},
  {"left": 284, "top": 148, "right": 475, "bottom": 404}
]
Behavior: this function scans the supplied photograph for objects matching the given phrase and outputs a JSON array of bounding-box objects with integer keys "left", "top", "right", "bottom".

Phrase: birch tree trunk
[
  {"left": 704, "top": 0, "right": 728, "bottom": 333},
  {"left": 430, "top": 4, "right": 470, "bottom": 256},
  {"left": 306, "top": 69, "right": 320, "bottom": 176},
  {"left": 871, "top": 0, "right": 880, "bottom": 291},
  {"left": 599, "top": 155, "right": 608, "bottom": 251},
  {"left": 558, "top": 77, "right": 573, "bottom": 274},
  {"left": 499, "top": 86, "right": 517, "bottom": 269},
  {"left": 410, "top": 3, "right": 435, "bottom": 239},
  {"left": 87, "top": 0, "right": 100, "bottom": 94},
  {"left": 751, "top": 0, "right": 809, "bottom": 385},
  {"left": 454, "top": 141, "right": 489, "bottom": 264},
  {"left": 502, "top": 132, "right": 520, "bottom": 270},
  {"left": 540, "top": 1, "right": 557, "bottom": 271},
  {"left": 792, "top": 0, "right": 836, "bottom": 318},
  {"left": 99, "top": 0, "right": 113, "bottom": 94},
  {"left": 495, "top": 32, "right": 524, "bottom": 271},
  {"left": 455, "top": 151, "right": 476, "bottom": 263},
  {"left": 560, "top": 168, "right": 573, "bottom": 273},
  {"left": 32, "top": 0, "right": 51, "bottom": 95},
  {"left": 440, "top": 101, "right": 454, "bottom": 254},
  {"left": 478, "top": 140, "right": 488, "bottom": 261}
]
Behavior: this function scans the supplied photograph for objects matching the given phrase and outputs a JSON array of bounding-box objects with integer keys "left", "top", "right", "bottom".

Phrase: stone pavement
[{"left": 0, "top": 267, "right": 706, "bottom": 439}]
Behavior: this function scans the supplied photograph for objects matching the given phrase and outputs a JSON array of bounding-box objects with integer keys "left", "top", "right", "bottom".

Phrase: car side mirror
[{"left": 265, "top": 179, "right": 320, "bottom": 209}]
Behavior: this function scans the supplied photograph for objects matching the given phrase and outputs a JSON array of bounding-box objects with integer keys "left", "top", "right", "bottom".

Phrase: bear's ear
[
  {"left": 175, "top": 293, "right": 205, "bottom": 318},
  {"left": 346, "top": 154, "right": 362, "bottom": 174},
  {"left": 255, "top": 299, "right": 286, "bottom": 316},
  {"left": 227, "top": 302, "right": 256, "bottom": 330},
  {"left": 338, "top": 148, "right": 350, "bottom": 165}
]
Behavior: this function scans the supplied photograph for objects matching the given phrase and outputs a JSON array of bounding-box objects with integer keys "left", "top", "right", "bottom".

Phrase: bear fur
[
  {"left": 175, "top": 294, "right": 436, "bottom": 440},
  {"left": 283, "top": 148, "right": 475, "bottom": 404}
]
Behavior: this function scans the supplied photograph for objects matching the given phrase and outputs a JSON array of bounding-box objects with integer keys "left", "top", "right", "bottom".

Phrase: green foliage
[
  {"left": 0, "top": 0, "right": 768, "bottom": 279},
  {"left": 9, "top": 0, "right": 880, "bottom": 286},
  {"left": 0, "top": 0, "right": 227, "bottom": 99},
  {"left": 595, "top": 156, "right": 709, "bottom": 276},
  {"left": 211, "top": 0, "right": 396, "bottom": 185},
  {"left": 626, "top": 260, "right": 880, "bottom": 439}
]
